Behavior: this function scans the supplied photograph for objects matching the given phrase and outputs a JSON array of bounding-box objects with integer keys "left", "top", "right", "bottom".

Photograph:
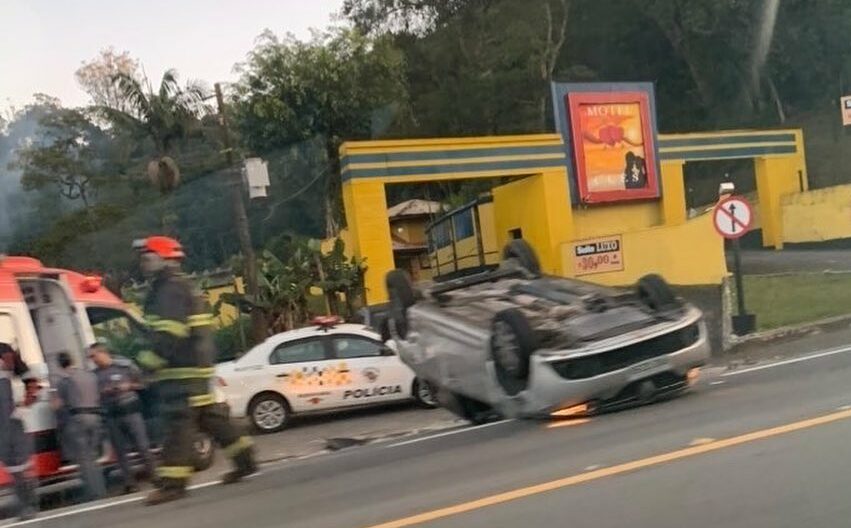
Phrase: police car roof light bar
[{"left": 312, "top": 315, "right": 343, "bottom": 330}]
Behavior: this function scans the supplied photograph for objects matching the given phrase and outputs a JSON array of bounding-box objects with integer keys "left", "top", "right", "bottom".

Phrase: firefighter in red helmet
[{"left": 134, "top": 236, "right": 256, "bottom": 505}]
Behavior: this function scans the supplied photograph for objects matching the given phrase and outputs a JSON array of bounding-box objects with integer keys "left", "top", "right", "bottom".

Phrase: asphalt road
[{"left": 13, "top": 345, "right": 851, "bottom": 528}]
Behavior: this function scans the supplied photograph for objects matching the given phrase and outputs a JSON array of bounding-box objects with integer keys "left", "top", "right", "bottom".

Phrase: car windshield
[{"left": 4, "top": 1, "right": 851, "bottom": 527}]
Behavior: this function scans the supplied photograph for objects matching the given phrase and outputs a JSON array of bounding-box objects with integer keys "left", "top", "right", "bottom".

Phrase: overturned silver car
[{"left": 385, "top": 240, "right": 710, "bottom": 423}]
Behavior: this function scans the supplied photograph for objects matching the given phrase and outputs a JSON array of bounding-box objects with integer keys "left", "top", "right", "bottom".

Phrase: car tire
[
  {"left": 412, "top": 378, "right": 438, "bottom": 408},
  {"left": 191, "top": 431, "right": 215, "bottom": 471},
  {"left": 637, "top": 274, "right": 681, "bottom": 312},
  {"left": 386, "top": 269, "right": 416, "bottom": 339},
  {"left": 490, "top": 308, "right": 538, "bottom": 396},
  {"left": 502, "top": 239, "right": 541, "bottom": 277},
  {"left": 249, "top": 393, "right": 290, "bottom": 434}
]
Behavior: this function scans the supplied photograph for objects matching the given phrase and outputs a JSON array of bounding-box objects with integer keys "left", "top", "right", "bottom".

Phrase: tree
[
  {"left": 75, "top": 48, "right": 141, "bottom": 114},
  {"left": 104, "top": 69, "right": 208, "bottom": 191},
  {"left": 233, "top": 28, "right": 410, "bottom": 235},
  {"left": 12, "top": 106, "right": 109, "bottom": 208},
  {"left": 634, "top": 0, "right": 754, "bottom": 123}
]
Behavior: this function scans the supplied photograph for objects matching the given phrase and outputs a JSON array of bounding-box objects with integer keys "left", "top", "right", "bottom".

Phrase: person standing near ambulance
[
  {"left": 0, "top": 343, "right": 37, "bottom": 520},
  {"left": 53, "top": 351, "right": 107, "bottom": 503},
  {"left": 134, "top": 236, "right": 256, "bottom": 506},
  {"left": 90, "top": 342, "right": 156, "bottom": 494}
]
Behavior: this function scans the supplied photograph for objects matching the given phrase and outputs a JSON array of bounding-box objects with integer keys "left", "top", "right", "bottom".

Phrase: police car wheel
[
  {"left": 192, "top": 432, "right": 215, "bottom": 471},
  {"left": 413, "top": 378, "right": 438, "bottom": 408},
  {"left": 249, "top": 393, "right": 290, "bottom": 433}
]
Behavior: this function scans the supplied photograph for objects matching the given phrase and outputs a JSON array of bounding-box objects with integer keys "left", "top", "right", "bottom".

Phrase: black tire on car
[
  {"left": 386, "top": 269, "right": 416, "bottom": 339},
  {"left": 490, "top": 308, "right": 538, "bottom": 396},
  {"left": 412, "top": 378, "right": 438, "bottom": 408},
  {"left": 502, "top": 239, "right": 542, "bottom": 277},
  {"left": 249, "top": 392, "right": 290, "bottom": 434},
  {"left": 191, "top": 431, "right": 215, "bottom": 471},
  {"left": 636, "top": 274, "right": 681, "bottom": 312}
]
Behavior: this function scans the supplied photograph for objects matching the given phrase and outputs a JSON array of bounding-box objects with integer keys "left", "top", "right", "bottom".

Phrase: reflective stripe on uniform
[
  {"left": 156, "top": 367, "right": 215, "bottom": 381},
  {"left": 224, "top": 436, "right": 254, "bottom": 458},
  {"left": 188, "top": 393, "right": 216, "bottom": 407},
  {"left": 188, "top": 314, "right": 215, "bottom": 328},
  {"left": 156, "top": 466, "right": 194, "bottom": 479},
  {"left": 137, "top": 350, "right": 168, "bottom": 371},
  {"left": 5, "top": 462, "right": 29, "bottom": 473},
  {"left": 148, "top": 319, "right": 190, "bottom": 338}
]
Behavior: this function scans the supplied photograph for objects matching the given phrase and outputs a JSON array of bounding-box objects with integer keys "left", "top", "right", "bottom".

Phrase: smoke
[
  {"left": 0, "top": 106, "right": 52, "bottom": 251},
  {"left": 0, "top": 137, "right": 24, "bottom": 250}
]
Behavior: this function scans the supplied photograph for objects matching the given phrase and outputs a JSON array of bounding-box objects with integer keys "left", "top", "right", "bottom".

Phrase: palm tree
[{"left": 103, "top": 69, "right": 208, "bottom": 192}]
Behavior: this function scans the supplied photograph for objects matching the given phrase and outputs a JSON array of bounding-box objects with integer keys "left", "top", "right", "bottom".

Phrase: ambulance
[{"left": 0, "top": 255, "right": 215, "bottom": 491}]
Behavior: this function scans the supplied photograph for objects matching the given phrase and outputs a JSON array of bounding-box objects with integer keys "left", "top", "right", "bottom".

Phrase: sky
[{"left": 0, "top": 0, "right": 345, "bottom": 111}]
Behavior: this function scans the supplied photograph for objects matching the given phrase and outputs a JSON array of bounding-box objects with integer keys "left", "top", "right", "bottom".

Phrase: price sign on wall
[{"left": 573, "top": 235, "right": 624, "bottom": 276}]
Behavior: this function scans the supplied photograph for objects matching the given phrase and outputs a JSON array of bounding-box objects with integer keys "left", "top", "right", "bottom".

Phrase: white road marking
[
  {"left": 837, "top": 405, "right": 851, "bottom": 411},
  {"left": 709, "top": 380, "right": 726, "bottom": 386},
  {"left": 583, "top": 465, "right": 602, "bottom": 472},
  {"left": 5, "top": 474, "right": 262, "bottom": 527},
  {"left": 387, "top": 419, "right": 514, "bottom": 448},
  {"left": 723, "top": 345, "right": 851, "bottom": 378}
]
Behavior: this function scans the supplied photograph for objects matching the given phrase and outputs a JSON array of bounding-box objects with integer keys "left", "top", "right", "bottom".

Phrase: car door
[
  {"left": 266, "top": 337, "right": 335, "bottom": 412},
  {"left": 327, "top": 334, "right": 414, "bottom": 408}
]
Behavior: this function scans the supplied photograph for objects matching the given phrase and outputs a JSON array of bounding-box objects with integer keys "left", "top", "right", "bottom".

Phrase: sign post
[
  {"left": 841, "top": 95, "right": 851, "bottom": 126},
  {"left": 713, "top": 195, "right": 756, "bottom": 335}
]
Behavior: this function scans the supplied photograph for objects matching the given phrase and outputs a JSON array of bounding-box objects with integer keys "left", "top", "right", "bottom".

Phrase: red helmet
[{"left": 133, "top": 236, "right": 185, "bottom": 259}]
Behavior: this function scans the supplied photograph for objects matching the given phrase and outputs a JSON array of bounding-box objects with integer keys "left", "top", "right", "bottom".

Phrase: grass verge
[{"left": 734, "top": 272, "right": 851, "bottom": 331}]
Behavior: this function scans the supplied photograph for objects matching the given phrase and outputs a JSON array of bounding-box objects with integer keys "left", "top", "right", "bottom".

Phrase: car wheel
[
  {"left": 249, "top": 393, "right": 290, "bottom": 433},
  {"left": 490, "top": 308, "right": 538, "bottom": 396},
  {"left": 191, "top": 431, "right": 215, "bottom": 471},
  {"left": 386, "top": 269, "right": 416, "bottom": 339},
  {"left": 502, "top": 239, "right": 541, "bottom": 277},
  {"left": 637, "top": 274, "right": 681, "bottom": 312},
  {"left": 412, "top": 378, "right": 438, "bottom": 408}
]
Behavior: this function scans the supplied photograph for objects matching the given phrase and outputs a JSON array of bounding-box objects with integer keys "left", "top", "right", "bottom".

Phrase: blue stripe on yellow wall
[
  {"left": 341, "top": 144, "right": 565, "bottom": 169},
  {"left": 342, "top": 157, "right": 566, "bottom": 181},
  {"left": 659, "top": 145, "right": 797, "bottom": 161},
  {"left": 659, "top": 133, "right": 796, "bottom": 149}
]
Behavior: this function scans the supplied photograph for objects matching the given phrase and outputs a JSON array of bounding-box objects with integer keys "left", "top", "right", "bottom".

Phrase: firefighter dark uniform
[
  {"left": 0, "top": 344, "right": 37, "bottom": 520},
  {"left": 135, "top": 236, "right": 255, "bottom": 504}
]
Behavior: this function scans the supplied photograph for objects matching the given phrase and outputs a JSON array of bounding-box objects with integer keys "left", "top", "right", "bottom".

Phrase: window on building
[
  {"left": 453, "top": 209, "right": 475, "bottom": 239},
  {"left": 431, "top": 221, "right": 452, "bottom": 249}
]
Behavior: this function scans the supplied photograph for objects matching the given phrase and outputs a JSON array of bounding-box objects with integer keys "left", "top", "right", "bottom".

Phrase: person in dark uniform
[
  {"left": 53, "top": 351, "right": 106, "bottom": 502},
  {"left": 133, "top": 236, "right": 256, "bottom": 506},
  {"left": 89, "top": 342, "right": 156, "bottom": 494},
  {"left": 0, "top": 343, "right": 37, "bottom": 520}
]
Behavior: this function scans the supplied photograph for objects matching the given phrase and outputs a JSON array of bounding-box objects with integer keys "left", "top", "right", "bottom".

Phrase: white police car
[{"left": 215, "top": 317, "right": 437, "bottom": 432}]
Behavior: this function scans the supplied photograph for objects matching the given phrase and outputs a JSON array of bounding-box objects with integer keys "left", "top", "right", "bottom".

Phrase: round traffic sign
[{"left": 713, "top": 196, "right": 753, "bottom": 239}]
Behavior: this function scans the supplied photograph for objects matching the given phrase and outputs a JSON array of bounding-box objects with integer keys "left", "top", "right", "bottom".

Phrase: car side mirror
[{"left": 380, "top": 346, "right": 395, "bottom": 357}]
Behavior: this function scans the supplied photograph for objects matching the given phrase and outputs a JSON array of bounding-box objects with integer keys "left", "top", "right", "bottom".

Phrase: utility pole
[{"left": 214, "top": 82, "right": 264, "bottom": 342}]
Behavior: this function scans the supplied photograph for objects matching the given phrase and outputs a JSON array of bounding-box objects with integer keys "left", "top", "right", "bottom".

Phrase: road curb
[{"left": 726, "top": 312, "right": 851, "bottom": 350}]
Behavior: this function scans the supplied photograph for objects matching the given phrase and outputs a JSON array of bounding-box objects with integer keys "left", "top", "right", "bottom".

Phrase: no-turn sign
[{"left": 713, "top": 196, "right": 753, "bottom": 239}]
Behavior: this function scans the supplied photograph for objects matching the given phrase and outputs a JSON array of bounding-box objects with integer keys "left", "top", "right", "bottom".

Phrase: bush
[{"left": 214, "top": 316, "right": 251, "bottom": 362}]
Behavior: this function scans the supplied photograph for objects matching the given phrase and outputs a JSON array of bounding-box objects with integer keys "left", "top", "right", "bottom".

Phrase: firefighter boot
[
  {"left": 221, "top": 447, "right": 258, "bottom": 485},
  {"left": 145, "top": 485, "right": 187, "bottom": 506}
]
